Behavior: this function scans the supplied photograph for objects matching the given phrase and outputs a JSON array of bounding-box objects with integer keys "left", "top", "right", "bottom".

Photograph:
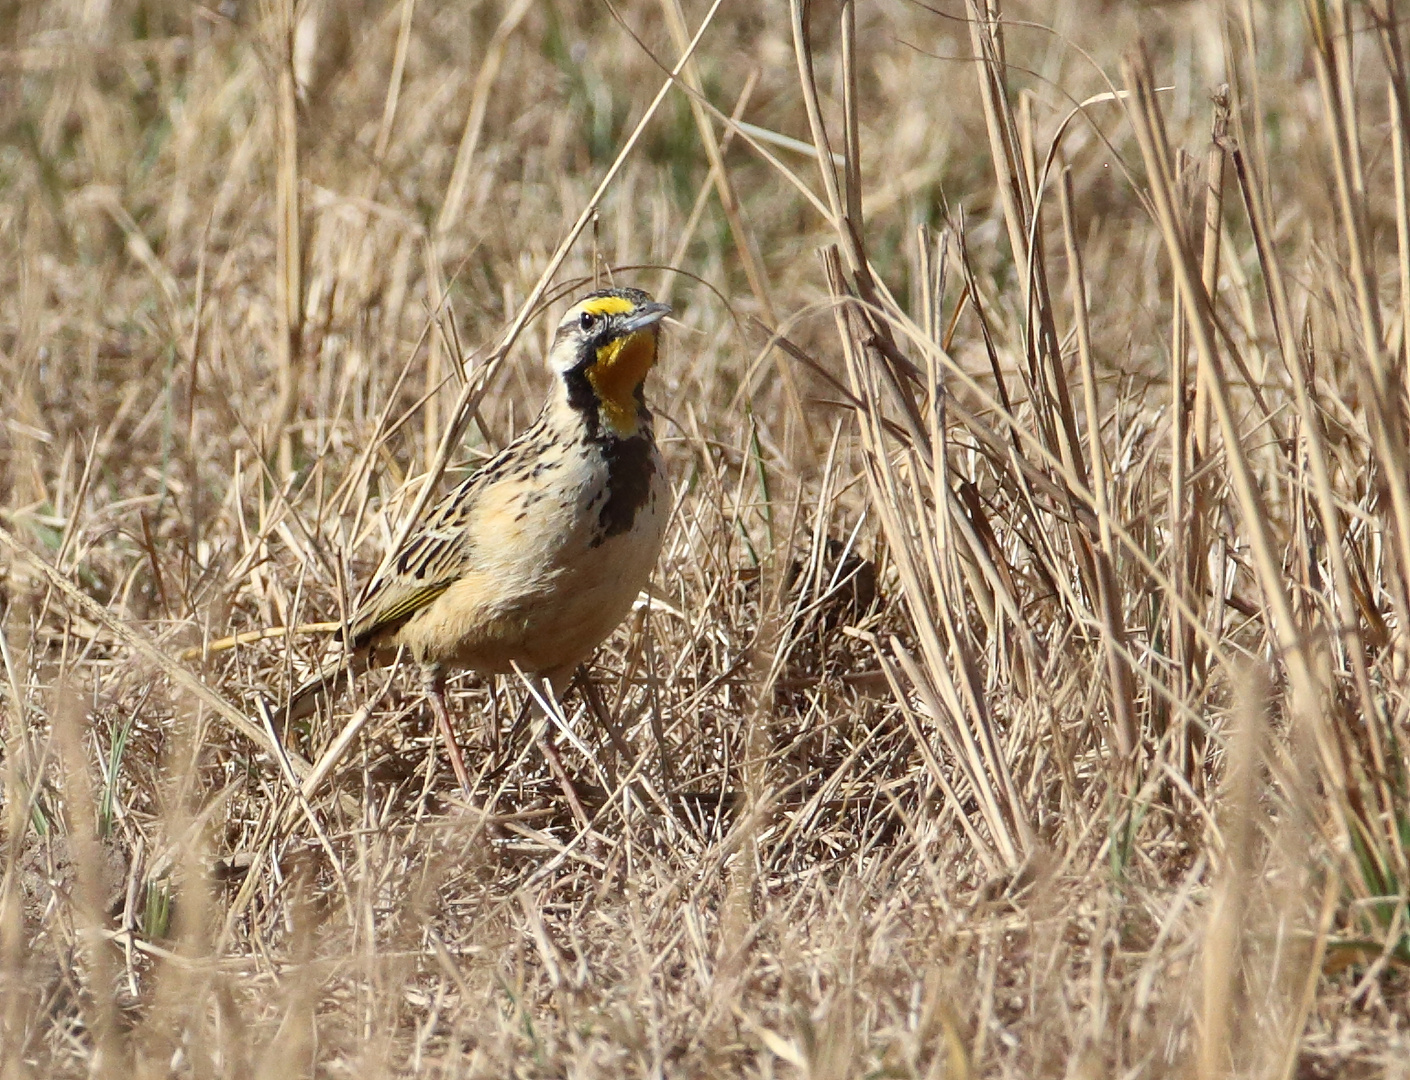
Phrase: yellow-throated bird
[{"left": 282, "top": 287, "right": 671, "bottom": 791}]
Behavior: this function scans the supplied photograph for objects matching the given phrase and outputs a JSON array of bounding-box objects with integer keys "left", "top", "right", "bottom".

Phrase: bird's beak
[{"left": 618, "top": 301, "right": 672, "bottom": 335}]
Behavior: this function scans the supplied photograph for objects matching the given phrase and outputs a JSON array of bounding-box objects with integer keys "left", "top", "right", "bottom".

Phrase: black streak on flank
[{"left": 593, "top": 435, "right": 656, "bottom": 545}]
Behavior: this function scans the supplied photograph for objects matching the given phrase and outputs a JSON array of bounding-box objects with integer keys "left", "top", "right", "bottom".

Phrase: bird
[{"left": 279, "top": 286, "right": 673, "bottom": 793}]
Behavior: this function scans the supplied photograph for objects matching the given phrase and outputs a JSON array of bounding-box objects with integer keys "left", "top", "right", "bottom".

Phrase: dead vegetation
[{"left": 2, "top": 0, "right": 1409, "bottom": 1075}]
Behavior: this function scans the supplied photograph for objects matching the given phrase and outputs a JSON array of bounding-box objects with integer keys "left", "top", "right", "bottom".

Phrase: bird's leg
[
  {"left": 423, "top": 664, "right": 471, "bottom": 795},
  {"left": 530, "top": 675, "right": 592, "bottom": 832},
  {"left": 572, "top": 666, "right": 625, "bottom": 786},
  {"left": 498, "top": 693, "right": 536, "bottom": 773},
  {"left": 486, "top": 677, "right": 502, "bottom": 760}
]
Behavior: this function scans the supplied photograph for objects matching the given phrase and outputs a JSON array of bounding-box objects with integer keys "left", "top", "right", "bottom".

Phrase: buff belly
[{"left": 392, "top": 447, "right": 668, "bottom": 684}]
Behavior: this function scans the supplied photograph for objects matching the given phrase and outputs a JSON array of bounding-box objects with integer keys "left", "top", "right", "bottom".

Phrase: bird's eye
[{"left": 578, "top": 311, "right": 597, "bottom": 332}]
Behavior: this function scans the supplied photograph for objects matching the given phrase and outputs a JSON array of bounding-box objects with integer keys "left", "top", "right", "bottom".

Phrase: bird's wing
[
  {"left": 345, "top": 473, "right": 482, "bottom": 648},
  {"left": 344, "top": 412, "right": 552, "bottom": 648}
]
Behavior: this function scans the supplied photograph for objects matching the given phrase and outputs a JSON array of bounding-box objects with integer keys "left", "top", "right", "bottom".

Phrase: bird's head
[{"left": 548, "top": 287, "right": 671, "bottom": 438}]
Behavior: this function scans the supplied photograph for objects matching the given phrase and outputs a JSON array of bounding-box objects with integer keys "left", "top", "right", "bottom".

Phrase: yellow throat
[{"left": 588, "top": 330, "right": 658, "bottom": 436}]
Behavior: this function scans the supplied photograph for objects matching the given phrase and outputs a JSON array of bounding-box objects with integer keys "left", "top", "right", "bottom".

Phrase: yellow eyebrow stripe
[{"left": 579, "top": 295, "right": 635, "bottom": 318}]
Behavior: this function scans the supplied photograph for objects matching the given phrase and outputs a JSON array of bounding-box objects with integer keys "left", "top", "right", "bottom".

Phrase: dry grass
[{"left": 2, "top": 0, "right": 1410, "bottom": 1075}]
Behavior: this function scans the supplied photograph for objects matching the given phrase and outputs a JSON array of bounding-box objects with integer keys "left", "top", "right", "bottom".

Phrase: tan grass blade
[
  {"left": 0, "top": 524, "right": 311, "bottom": 778},
  {"left": 823, "top": 246, "right": 1030, "bottom": 868},
  {"left": 264, "top": 0, "right": 304, "bottom": 479},
  {"left": 1196, "top": 662, "right": 1264, "bottom": 1080},
  {"left": 1058, "top": 168, "right": 1136, "bottom": 757}
]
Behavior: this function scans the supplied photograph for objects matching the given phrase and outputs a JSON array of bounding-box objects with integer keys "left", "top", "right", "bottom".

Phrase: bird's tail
[{"left": 270, "top": 650, "right": 369, "bottom": 731}]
